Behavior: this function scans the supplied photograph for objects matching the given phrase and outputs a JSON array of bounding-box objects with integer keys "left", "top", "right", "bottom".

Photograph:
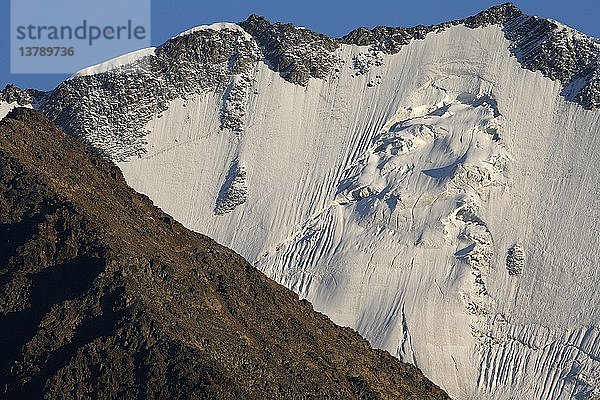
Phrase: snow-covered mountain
[{"left": 3, "top": 3, "right": 600, "bottom": 399}]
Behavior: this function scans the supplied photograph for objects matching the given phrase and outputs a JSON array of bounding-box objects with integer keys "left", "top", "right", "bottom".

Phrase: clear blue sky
[{"left": 1, "top": 0, "right": 599, "bottom": 91}]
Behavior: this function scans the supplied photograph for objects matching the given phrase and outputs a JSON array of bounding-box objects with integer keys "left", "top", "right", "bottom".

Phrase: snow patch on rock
[
  {"left": 352, "top": 50, "right": 384, "bottom": 75},
  {"left": 0, "top": 102, "right": 21, "bottom": 120}
]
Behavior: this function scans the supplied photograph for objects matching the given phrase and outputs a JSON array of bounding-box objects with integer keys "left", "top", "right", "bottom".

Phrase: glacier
[
  {"left": 4, "top": 5, "right": 600, "bottom": 399},
  {"left": 119, "top": 24, "right": 600, "bottom": 399}
]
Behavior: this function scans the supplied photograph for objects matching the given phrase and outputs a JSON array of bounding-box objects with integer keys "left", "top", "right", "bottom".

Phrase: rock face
[
  {"left": 239, "top": 14, "right": 339, "bottom": 86},
  {"left": 506, "top": 242, "right": 525, "bottom": 276},
  {"left": 37, "top": 25, "right": 261, "bottom": 161},
  {"left": 214, "top": 159, "right": 248, "bottom": 215},
  {"left": 0, "top": 84, "right": 39, "bottom": 106},
  {"left": 341, "top": 3, "right": 522, "bottom": 52},
  {"left": 0, "top": 108, "right": 449, "bottom": 400},
  {"left": 502, "top": 12, "right": 600, "bottom": 109}
]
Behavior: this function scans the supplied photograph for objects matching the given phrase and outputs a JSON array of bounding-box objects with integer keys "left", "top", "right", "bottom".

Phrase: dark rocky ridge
[
  {"left": 0, "top": 107, "right": 450, "bottom": 399},
  {"left": 502, "top": 14, "right": 600, "bottom": 109},
  {"left": 340, "top": 3, "right": 523, "bottom": 52},
  {"left": 0, "top": 84, "right": 44, "bottom": 107},
  {"left": 239, "top": 14, "right": 339, "bottom": 86},
  {"left": 238, "top": 3, "right": 600, "bottom": 108},
  {"left": 38, "top": 28, "right": 261, "bottom": 161},
  {"left": 340, "top": 3, "right": 600, "bottom": 108},
  {"left": 2, "top": 2, "right": 599, "bottom": 162}
]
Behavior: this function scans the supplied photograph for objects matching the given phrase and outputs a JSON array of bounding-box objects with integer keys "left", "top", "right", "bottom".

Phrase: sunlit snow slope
[
  {"left": 117, "top": 23, "right": 600, "bottom": 399},
  {"left": 23, "top": 7, "right": 600, "bottom": 400}
]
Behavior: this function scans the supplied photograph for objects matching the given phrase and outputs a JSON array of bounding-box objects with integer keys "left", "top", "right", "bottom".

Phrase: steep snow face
[
  {"left": 117, "top": 23, "right": 600, "bottom": 399},
  {"left": 111, "top": 24, "right": 599, "bottom": 399}
]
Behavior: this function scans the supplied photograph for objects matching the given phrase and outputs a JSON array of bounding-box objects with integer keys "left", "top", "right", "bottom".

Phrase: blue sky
[{"left": 1, "top": 0, "right": 599, "bottom": 91}]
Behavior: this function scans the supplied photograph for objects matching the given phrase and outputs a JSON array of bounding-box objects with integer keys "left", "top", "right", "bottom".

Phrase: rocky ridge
[
  {"left": 38, "top": 26, "right": 261, "bottom": 161},
  {"left": 2, "top": 3, "right": 599, "bottom": 162}
]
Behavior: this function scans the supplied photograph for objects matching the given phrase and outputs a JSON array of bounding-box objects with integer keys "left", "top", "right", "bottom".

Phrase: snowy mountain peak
[{"left": 35, "top": 23, "right": 260, "bottom": 160}]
